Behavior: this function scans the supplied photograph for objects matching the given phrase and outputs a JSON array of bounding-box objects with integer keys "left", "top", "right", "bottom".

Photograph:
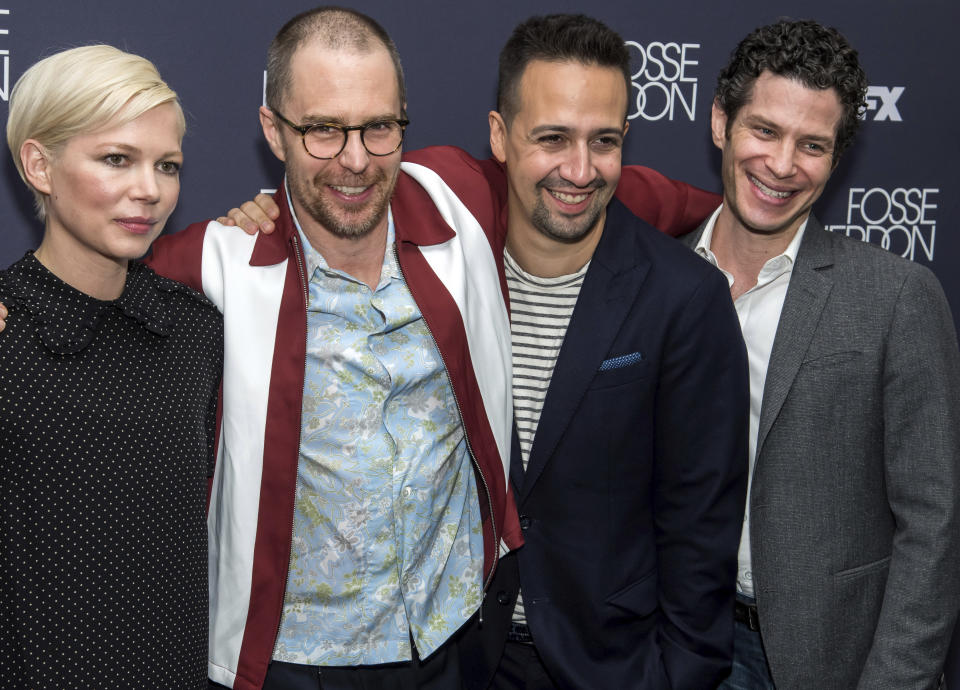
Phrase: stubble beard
[
  {"left": 288, "top": 167, "right": 397, "bottom": 240},
  {"left": 530, "top": 177, "right": 607, "bottom": 244}
]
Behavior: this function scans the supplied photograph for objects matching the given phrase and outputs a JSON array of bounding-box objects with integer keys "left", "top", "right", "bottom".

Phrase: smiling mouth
[
  {"left": 331, "top": 185, "right": 370, "bottom": 196},
  {"left": 750, "top": 175, "right": 794, "bottom": 200},
  {"left": 547, "top": 189, "right": 590, "bottom": 204}
]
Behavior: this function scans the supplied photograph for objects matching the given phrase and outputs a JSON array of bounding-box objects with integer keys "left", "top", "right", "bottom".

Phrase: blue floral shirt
[{"left": 272, "top": 204, "right": 484, "bottom": 665}]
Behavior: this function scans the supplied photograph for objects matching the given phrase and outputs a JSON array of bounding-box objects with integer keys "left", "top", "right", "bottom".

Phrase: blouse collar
[{"left": 1, "top": 252, "right": 175, "bottom": 354}]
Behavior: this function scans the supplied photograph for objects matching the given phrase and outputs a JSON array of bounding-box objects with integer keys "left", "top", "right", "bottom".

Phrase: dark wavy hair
[
  {"left": 497, "top": 14, "right": 630, "bottom": 124},
  {"left": 714, "top": 19, "right": 868, "bottom": 160}
]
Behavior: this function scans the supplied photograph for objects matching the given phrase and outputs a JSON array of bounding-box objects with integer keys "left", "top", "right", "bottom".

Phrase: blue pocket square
[{"left": 598, "top": 352, "right": 643, "bottom": 371}]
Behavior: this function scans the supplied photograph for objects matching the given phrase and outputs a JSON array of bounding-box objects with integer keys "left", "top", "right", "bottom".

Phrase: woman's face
[{"left": 42, "top": 103, "right": 183, "bottom": 267}]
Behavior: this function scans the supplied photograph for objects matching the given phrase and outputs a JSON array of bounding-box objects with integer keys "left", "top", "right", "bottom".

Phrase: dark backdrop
[{"left": 1, "top": 0, "right": 958, "bottom": 681}]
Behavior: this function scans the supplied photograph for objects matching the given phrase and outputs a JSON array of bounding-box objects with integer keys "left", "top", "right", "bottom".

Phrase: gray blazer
[{"left": 683, "top": 216, "right": 960, "bottom": 690}]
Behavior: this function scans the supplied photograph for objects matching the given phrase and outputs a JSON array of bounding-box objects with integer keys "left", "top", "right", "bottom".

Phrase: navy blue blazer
[{"left": 462, "top": 199, "right": 749, "bottom": 690}]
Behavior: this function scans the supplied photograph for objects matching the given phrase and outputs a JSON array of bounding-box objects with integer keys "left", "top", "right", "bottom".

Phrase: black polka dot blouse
[{"left": 0, "top": 252, "right": 223, "bottom": 689}]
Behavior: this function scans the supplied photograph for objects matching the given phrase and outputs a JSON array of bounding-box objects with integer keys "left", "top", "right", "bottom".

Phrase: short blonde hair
[{"left": 6, "top": 44, "right": 186, "bottom": 217}]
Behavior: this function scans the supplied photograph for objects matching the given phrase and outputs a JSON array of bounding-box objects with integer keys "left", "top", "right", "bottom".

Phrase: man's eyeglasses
[{"left": 271, "top": 109, "right": 409, "bottom": 159}]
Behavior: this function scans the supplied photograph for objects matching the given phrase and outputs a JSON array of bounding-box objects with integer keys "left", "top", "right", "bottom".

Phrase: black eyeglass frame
[{"left": 271, "top": 109, "right": 410, "bottom": 160}]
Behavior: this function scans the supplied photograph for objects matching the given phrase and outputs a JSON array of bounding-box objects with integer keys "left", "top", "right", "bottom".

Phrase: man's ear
[
  {"left": 710, "top": 100, "right": 728, "bottom": 150},
  {"left": 259, "top": 106, "right": 287, "bottom": 163},
  {"left": 21, "top": 140, "right": 52, "bottom": 195},
  {"left": 488, "top": 110, "right": 508, "bottom": 164}
]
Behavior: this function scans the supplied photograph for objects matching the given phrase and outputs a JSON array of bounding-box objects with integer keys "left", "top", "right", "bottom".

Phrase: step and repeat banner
[
  {"left": 1, "top": 0, "right": 958, "bottom": 680},
  {"left": 1, "top": 1, "right": 956, "bottom": 326}
]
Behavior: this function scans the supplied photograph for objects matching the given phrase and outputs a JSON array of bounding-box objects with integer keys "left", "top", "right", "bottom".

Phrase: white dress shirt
[{"left": 695, "top": 206, "right": 807, "bottom": 597}]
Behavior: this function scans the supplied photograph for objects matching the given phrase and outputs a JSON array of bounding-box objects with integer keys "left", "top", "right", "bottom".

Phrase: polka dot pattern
[{"left": 0, "top": 253, "right": 223, "bottom": 689}]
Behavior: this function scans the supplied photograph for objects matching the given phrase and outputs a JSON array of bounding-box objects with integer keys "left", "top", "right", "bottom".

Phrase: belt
[
  {"left": 506, "top": 621, "right": 535, "bottom": 645},
  {"left": 734, "top": 599, "right": 761, "bottom": 632}
]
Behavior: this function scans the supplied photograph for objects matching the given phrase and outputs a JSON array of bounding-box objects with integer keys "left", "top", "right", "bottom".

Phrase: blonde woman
[{"left": 0, "top": 46, "right": 221, "bottom": 688}]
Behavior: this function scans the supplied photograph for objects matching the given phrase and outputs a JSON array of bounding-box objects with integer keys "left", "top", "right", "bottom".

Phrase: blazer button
[
  {"left": 497, "top": 590, "right": 511, "bottom": 605},
  {"left": 519, "top": 515, "right": 531, "bottom": 530}
]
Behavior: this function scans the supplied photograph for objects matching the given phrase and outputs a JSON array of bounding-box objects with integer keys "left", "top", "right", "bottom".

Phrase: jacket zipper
[
  {"left": 392, "top": 242, "right": 499, "bottom": 602},
  {"left": 272, "top": 232, "right": 310, "bottom": 655}
]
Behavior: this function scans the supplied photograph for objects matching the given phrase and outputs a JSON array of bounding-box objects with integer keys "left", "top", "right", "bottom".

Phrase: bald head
[{"left": 265, "top": 6, "right": 405, "bottom": 115}]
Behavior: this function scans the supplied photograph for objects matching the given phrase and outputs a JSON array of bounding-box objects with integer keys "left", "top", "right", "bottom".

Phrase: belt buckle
[
  {"left": 735, "top": 600, "right": 762, "bottom": 633},
  {"left": 746, "top": 604, "right": 761, "bottom": 632}
]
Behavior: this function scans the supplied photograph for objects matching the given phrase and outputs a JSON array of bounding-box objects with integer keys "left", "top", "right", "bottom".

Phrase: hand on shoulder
[{"left": 215, "top": 193, "right": 280, "bottom": 235}]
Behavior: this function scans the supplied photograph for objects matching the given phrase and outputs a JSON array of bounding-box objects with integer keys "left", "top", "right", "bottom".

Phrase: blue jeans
[{"left": 718, "top": 597, "right": 775, "bottom": 690}]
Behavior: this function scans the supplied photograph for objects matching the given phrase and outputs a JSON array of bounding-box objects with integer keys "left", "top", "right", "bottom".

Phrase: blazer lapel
[
  {"left": 756, "top": 217, "right": 835, "bottom": 455},
  {"left": 519, "top": 201, "right": 652, "bottom": 501},
  {"left": 678, "top": 220, "right": 709, "bottom": 251}
]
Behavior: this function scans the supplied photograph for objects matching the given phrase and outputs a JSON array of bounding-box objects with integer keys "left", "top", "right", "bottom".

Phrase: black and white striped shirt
[{"left": 504, "top": 248, "right": 588, "bottom": 626}]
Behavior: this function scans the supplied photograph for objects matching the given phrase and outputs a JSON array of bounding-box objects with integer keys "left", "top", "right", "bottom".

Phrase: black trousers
[
  {"left": 209, "top": 619, "right": 470, "bottom": 690},
  {"left": 489, "top": 639, "right": 557, "bottom": 690}
]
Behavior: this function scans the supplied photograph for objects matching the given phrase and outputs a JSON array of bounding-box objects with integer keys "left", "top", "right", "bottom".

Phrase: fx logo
[{"left": 863, "top": 86, "right": 904, "bottom": 121}]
